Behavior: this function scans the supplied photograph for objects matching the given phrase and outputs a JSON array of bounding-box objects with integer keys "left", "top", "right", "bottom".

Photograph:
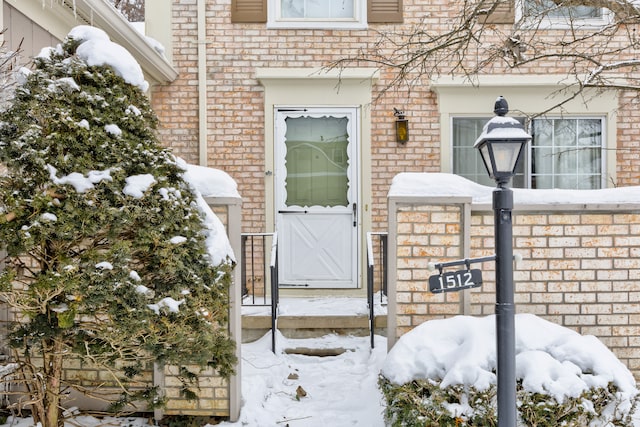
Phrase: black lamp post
[{"left": 474, "top": 96, "right": 531, "bottom": 427}]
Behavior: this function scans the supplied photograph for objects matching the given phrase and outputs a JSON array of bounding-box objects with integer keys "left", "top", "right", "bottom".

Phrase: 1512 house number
[{"left": 428, "top": 269, "right": 483, "bottom": 293}]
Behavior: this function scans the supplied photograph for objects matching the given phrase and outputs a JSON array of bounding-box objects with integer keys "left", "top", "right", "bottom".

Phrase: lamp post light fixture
[{"left": 474, "top": 96, "right": 531, "bottom": 427}]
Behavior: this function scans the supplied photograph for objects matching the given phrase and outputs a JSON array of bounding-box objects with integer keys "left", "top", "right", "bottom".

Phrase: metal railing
[
  {"left": 241, "top": 232, "right": 279, "bottom": 353},
  {"left": 269, "top": 234, "right": 278, "bottom": 353},
  {"left": 242, "top": 231, "right": 386, "bottom": 352},
  {"left": 366, "top": 232, "right": 388, "bottom": 348}
]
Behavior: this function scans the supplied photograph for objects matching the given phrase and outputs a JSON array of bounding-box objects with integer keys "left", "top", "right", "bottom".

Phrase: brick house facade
[
  {"left": 4, "top": 0, "right": 640, "bottom": 419},
  {"left": 147, "top": 0, "right": 640, "bottom": 297},
  {"left": 145, "top": 0, "right": 640, "bottom": 385}
]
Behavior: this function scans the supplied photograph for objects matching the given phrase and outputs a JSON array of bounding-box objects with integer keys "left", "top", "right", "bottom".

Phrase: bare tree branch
[
  {"left": 108, "top": 0, "right": 144, "bottom": 22},
  {"left": 329, "top": 0, "right": 640, "bottom": 109}
]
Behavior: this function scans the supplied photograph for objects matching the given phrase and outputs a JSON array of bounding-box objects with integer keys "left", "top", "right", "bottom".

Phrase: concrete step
[
  {"left": 242, "top": 313, "right": 387, "bottom": 342},
  {"left": 241, "top": 296, "right": 388, "bottom": 342}
]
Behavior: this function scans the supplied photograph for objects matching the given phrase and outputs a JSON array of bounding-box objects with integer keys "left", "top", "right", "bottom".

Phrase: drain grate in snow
[{"left": 284, "top": 347, "right": 349, "bottom": 357}]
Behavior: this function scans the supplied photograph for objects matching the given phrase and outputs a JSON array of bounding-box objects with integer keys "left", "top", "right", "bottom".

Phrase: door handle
[{"left": 352, "top": 203, "right": 357, "bottom": 227}]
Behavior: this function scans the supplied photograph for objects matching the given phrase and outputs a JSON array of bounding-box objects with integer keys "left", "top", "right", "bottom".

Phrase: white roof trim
[
  {"left": 256, "top": 67, "right": 380, "bottom": 82},
  {"left": 431, "top": 74, "right": 579, "bottom": 89},
  {"left": 6, "top": 0, "right": 177, "bottom": 84}
]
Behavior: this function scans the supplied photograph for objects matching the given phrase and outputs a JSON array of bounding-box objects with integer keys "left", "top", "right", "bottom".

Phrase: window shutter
[
  {"left": 478, "top": 0, "right": 514, "bottom": 24},
  {"left": 368, "top": 0, "right": 403, "bottom": 23},
  {"left": 231, "top": 0, "right": 267, "bottom": 23}
]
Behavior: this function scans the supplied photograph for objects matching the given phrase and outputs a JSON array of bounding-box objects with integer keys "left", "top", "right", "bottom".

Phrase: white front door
[{"left": 275, "top": 107, "right": 359, "bottom": 289}]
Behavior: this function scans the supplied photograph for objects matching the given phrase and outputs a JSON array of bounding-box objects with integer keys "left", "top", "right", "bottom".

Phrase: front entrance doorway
[{"left": 275, "top": 107, "right": 359, "bottom": 289}]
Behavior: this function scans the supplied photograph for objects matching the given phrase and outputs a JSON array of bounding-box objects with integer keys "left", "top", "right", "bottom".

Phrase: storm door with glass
[{"left": 275, "top": 107, "right": 359, "bottom": 288}]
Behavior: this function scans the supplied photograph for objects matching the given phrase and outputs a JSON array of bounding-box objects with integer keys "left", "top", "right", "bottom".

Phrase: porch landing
[{"left": 241, "top": 296, "right": 387, "bottom": 343}]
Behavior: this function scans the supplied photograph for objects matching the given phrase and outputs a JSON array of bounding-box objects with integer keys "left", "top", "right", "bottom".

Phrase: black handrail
[
  {"left": 269, "top": 233, "right": 278, "bottom": 353},
  {"left": 380, "top": 233, "right": 388, "bottom": 300},
  {"left": 241, "top": 232, "right": 279, "bottom": 353},
  {"left": 366, "top": 232, "right": 388, "bottom": 349},
  {"left": 241, "top": 233, "right": 271, "bottom": 305},
  {"left": 243, "top": 231, "right": 386, "bottom": 353}
]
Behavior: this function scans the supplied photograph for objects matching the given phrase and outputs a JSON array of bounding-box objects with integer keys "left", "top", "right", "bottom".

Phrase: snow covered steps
[{"left": 242, "top": 314, "right": 387, "bottom": 342}]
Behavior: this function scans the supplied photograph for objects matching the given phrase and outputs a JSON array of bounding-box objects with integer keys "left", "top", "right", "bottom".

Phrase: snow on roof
[{"left": 389, "top": 173, "right": 640, "bottom": 205}]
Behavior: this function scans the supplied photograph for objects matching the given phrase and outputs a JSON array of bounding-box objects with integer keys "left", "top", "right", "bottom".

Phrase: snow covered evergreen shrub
[
  {"left": 0, "top": 26, "right": 235, "bottom": 427},
  {"left": 379, "top": 315, "right": 639, "bottom": 427},
  {"left": 0, "top": 28, "right": 21, "bottom": 111},
  {"left": 380, "top": 377, "right": 637, "bottom": 426}
]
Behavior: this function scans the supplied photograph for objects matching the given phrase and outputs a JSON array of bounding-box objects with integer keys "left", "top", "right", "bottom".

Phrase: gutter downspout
[{"left": 197, "top": 0, "right": 207, "bottom": 167}]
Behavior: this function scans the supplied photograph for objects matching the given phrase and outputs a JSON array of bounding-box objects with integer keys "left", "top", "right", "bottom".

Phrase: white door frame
[
  {"left": 256, "top": 67, "right": 379, "bottom": 296},
  {"left": 274, "top": 106, "right": 360, "bottom": 289}
]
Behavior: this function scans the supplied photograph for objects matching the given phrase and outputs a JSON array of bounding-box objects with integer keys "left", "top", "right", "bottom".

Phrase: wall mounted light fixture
[{"left": 394, "top": 108, "right": 409, "bottom": 144}]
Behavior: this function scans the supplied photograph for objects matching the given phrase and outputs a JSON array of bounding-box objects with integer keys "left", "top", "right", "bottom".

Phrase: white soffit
[{"left": 6, "top": 0, "right": 177, "bottom": 84}]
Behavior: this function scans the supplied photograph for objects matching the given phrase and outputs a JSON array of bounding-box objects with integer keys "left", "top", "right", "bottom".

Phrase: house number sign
[
  {"left": 428, "top": 269, "right": 482, "bottom": 293},
  {"left": 427, "top": 255, "right": 497, "bottom": 294}
]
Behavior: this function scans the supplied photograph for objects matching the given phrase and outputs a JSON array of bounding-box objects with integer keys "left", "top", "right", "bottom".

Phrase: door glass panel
[{"left": 284, "top": 116, "right": 349, "bottom": 207}]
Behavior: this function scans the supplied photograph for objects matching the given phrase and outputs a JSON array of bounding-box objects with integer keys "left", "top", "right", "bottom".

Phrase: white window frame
[
  {"left": 450, "top": 117, "right": 501, "bottom": 187},
  {"left": 526, "top": 116, "right": 607, "bottom": 189},
  {"left": 515, "top": 0, "right": 612, "bottom": 29},
  {"left": 431, "top": 74, "right": 618, "bottom": 189},
  {"left": 450, "top": 115, "right": 607, "bottom": 190},
  {"left": 267, "top": 0, "right": 368, "bottom": 29}
]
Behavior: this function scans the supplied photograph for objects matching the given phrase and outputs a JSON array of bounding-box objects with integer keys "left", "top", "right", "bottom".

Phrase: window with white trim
[
  {"left": 520, "top": 0, "right": 610, "bottom": 28},
  {"left": 530, "top": 117, "right": 603, "bottom": 189},
  {"left": 231, "top": 0, "right": 402, "bottom": 26},
  {"left": 453, "top": 118, "right": 504, "bottom": 187},
  {"left": 452, "top": 116, "right": 605, "bottom": 189},
  {"left": 269, "top": 0, "right": 366, "bottom": 29}
]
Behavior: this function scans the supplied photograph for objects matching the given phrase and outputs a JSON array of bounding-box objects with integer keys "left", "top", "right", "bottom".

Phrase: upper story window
[
  {"left": 231, "top": 0, "right": 402, "bottom": 26},
  {"left": 452, "top": 116, "right": 605, "bottom": 189},
  {"left": 280, "top": 0, "right": 354, "bottom": 18},
  {"left": 271, "top": 0, "right": 366, "bottom": 29},
  {"left": 520, "top": 0, "right": 610, "bottom": 28}
]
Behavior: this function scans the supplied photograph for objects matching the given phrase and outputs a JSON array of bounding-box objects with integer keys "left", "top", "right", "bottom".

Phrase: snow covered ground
[
  {"left": 241, "top": 295, "right": 388, "bottom": 317},
  {"left": 216, "top": 332, "right": 387, "bottom": 427},
  {"left": 0, "top": 332, "right": 388, "bottom": 427},
  {"left": 2, "top": 313, "right": 639, "bottom": 426}
]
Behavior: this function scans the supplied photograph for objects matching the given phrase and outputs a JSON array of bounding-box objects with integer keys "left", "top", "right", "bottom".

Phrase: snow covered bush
[
  {"left": 380, "top": 314, "right": 639, "bottom": 426},
  {"left": 0, "top": 26, "right": 235, "bottom": 427},
  {"left": 0, "top": 29, "right": 21, "bottom": 111}
]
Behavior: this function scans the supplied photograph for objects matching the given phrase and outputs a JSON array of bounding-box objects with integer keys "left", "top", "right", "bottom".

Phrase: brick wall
[
  {"left": 40, "top": 358, "right": 230, "bottom": 417},
  {"left": 394, "top": 203, "right": 467, "bottom": 333},
  {"left": 151, "top": 1, "right": 640, "bottom": 239},
  {"left": 389, "top": 196, "right": 640, "bottom": 380},
  {"left": 162, "top": 365, "right": 229, "bottom": 416},
  {"left": 151, "top": 0, "right": 451, "bottom": 236}
]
